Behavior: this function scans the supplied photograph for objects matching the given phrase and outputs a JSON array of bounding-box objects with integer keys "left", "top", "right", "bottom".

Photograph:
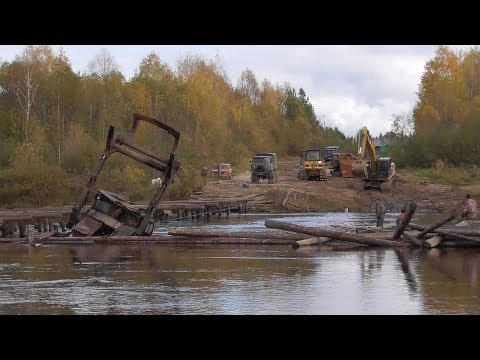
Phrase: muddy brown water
[{"left": 1, "top": 212, "right": 479, "bottom": 314}]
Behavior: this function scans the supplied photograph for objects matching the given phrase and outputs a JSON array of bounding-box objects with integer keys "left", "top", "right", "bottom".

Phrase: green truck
[{"left": 250, "top": 152, "right": 279, "bottom": 183}]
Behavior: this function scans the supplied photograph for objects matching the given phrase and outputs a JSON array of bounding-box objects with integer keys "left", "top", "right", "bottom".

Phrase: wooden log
[
  {"left": 48, "top": 235, "right": 295, "bottom": 245},
  {"left": 264, "top": 219, "right": 409, "bottom": 247},
  {"left": 94, "top": 237, "right": 296, "bottom": 245},
  {"left": 402, "top": 233, "right": 428, "bottom": 247},
  {"left": 0, "top": 215, "right": 34, "bottom": 222},
  {"left": 167, "top": 229, "right": 309, "bottom": 240},
  {"left": 393, "top": 202, "right": 417, "bottom": 239},
  {"left": 36, "top": 231, "right": 56, "bottom": 241},
  {"left": 292, "top": 237, "right": 330, "bottom": 249},
  {"left": 409, "top": 223, "right": 480, "bottom": 243},
  {"left": 430, "top": 228, "right": 480, "bottom": 236},
  {"left": 425, "top": 235, "right": 443, "bottom": 248},
  {"left": 438, "top": 241, "right": 480, "bottom": 247},
  {"left": 36, "top": 240, "right": 95, "bottom": 245},
  {"left": 416, "top": 213, "right": 456, "bottom": 238}
]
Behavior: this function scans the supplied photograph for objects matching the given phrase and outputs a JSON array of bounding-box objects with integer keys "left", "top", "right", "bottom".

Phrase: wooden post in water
[
  {"left": 18, "top": 222, "right": 26, "bottom": 238},
  {"left": 1, "top": 223, "right": 8, "bottom": 238},
  {"left": 8, "top": 222, "right": 15, "bottom": 236},
  {"left": 37, "top": 219, "right": 43, "bottom": 233},
  {"left": 48, "top": 218, "right": 55, "bottom": 232},
  {"left": 393, "top": 202, "right": 417, "bottom": 239}
]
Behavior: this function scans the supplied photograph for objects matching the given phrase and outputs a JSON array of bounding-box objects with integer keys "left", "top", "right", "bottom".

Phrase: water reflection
[
  {"left": 394, "top": 248, "right": 419, "bottom": 294},
  {"left": 416, "top": 249, "right": 480, "bottom": 314},
  {"left": 0, "top": 212, "right": 479, "bottom": 314}
]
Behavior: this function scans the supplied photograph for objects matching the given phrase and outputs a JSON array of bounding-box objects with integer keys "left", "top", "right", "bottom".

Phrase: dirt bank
[{"left": 195, "top": 161, "right": 480, "bottom": 215}]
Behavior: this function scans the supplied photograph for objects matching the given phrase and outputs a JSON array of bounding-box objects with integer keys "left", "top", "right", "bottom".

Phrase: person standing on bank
[
  {"left": 375, "top": 201, "right": 386, "bottom": 228},
  {"left": 201, "top": 165, "right": 208, "bottom": 185}
]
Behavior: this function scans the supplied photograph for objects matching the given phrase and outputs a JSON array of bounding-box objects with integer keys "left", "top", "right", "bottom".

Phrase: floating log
[
  {"left": 37, "top": 231, "right": 56, "bottom": 241},
  {"left": 45, "top": 235, "right": 296, "bottom": 245},
  {"left": 393, "top": 202, "right": 417, "bottom": 239},
  {"left": 438, "top": 241, "right": 480, "bottom": 247},
  {"left": 36, "top": 239, "right": 95, "bottom": 245},
  {"left": 401, "top": 233, "right": 427, "bottom": 247},
  {"left": 409, "top": 223, "right": 480, "bottom": 243},
  {"left": 0, "top": 216, "right": 34, "bottom": 222},
  {"left": 416, "top": 213, "right": 456, "bottom": 239},
  {"left": 431, "top": 227, "right": 480, "bottom": 237},
  {"left": 265, "top": 219, "right": 409, "bottom": 247},
  {"left": 425, "top": 235, "right": 443, "bottom": 248},
  {"left": 292, "top": 237, "right": 330, "bottom": 249},
  {"left": 168, "top": 229, "right": 309, "bottom": 240}
]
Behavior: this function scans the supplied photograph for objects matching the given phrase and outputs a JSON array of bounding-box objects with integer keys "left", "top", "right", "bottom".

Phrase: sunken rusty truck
[{"left": 250, "top": 152, "right": 279, "bottom": 183}]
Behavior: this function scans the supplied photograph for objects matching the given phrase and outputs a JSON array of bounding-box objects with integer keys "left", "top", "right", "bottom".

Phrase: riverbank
[{"left": 197, "top": 161, "right": 480, "bottom": 215}]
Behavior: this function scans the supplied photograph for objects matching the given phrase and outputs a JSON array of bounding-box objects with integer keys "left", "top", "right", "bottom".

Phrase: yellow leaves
[
  {"left": 415, "top": 104, "right": 441, "bottom": 136},
  {"left": 128, "top": 81, "right": 150, "bottom": 114},
  {"left": 122, "top": 164, "right": 147, "bottom": 185}
]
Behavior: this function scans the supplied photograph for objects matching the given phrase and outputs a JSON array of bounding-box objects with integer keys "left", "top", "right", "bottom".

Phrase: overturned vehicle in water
[{"left": 66, "top": 113, "right": 181, "bottom": 237}]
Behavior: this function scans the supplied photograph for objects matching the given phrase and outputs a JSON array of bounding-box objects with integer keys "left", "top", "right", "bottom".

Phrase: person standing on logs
[
  {"left": 460, "top": 194, "right": 477, "bottom": 225},
  {"left": 375, "top": 201, "right": 386, "bottom": 228},
  {"left": 396, "top": 207, "right": 406, "bottom": 228}
]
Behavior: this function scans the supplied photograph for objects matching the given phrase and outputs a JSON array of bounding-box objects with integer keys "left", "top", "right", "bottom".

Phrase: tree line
[
  {"left": 387, "top": 45, "right": 480, "bottom": 170},
  {"left": 0, "top": 46, "right": 354, "bottom": 206}
]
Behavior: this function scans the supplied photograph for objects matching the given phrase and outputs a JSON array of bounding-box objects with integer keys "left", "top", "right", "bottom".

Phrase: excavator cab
[{"left": 376, "top": 157, "right": 393, "bottom": 180}]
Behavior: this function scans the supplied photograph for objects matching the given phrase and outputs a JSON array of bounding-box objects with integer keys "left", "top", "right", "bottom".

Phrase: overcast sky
[{"left": 0, "top": 45, "right": 474, "bottom": 137}]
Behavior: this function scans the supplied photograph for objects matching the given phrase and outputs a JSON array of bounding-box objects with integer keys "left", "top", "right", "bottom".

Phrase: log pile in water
[{"left": 3, "top": 203, "right": 479, "bottom": 250}]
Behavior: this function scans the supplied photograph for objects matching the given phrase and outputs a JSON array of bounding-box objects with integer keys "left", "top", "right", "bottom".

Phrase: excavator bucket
[{"left": 67, "top": 113, "right": 181, "bottom": 237}]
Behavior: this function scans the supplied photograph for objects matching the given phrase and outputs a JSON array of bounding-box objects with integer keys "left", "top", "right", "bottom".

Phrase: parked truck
[
  {"left": 324, "top": 145, "right": 340, "bottom": 164},
  {"left": 250, "top": 152, "right": 279, "bottom": 183}
]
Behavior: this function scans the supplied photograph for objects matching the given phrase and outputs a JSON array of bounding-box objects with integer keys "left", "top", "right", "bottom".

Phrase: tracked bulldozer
[{"left": 298, "top": 149, "right": 327, "bottom": 181}]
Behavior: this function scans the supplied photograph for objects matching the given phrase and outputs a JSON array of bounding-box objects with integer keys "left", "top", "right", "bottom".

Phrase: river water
[{"left": 0, "top": 212, "right": 479, "bottom": 315}]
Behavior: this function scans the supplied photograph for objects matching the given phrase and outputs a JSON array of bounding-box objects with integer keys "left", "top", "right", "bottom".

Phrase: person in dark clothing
[
  {"left": 375, "top": 201, "right": 386, "bottom": 228},
  {"left": 396, "top": 207, "right": 406, "bottom": 228}
]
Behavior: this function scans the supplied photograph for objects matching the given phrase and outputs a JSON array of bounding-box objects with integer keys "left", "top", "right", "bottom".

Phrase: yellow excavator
[{"left": 352, "top": 126, "right": 395, "bottom": 191}]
